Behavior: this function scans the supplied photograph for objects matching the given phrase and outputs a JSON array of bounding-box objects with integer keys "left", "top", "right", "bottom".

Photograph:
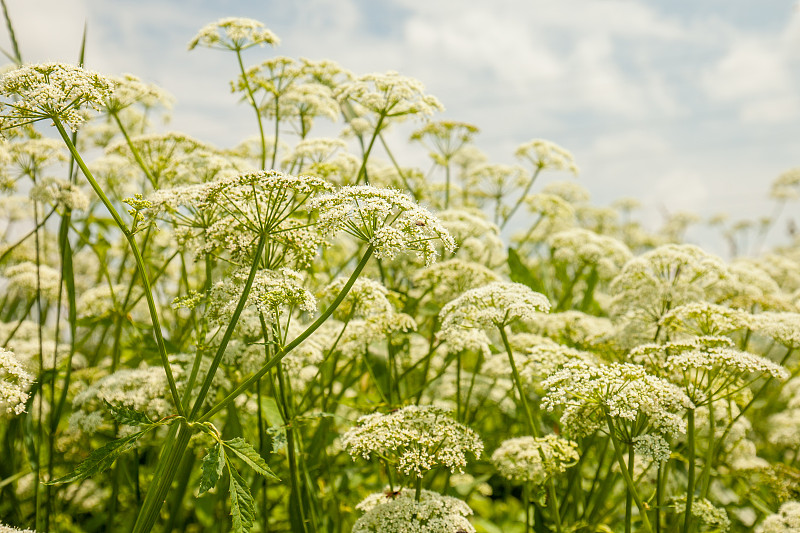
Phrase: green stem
[
  {"left": 626, "top": 446, "right": 634, "bottom": 533},
  {"left": 355, "top": 114, "right": 385, "bottom": 184},
  {"left": 235, "top": 48, "right": 268, "bottom": 170},
  {"left": 683, "top": 409, "right": 695, "bottom": 533},
  {"left": 110, "top": 111, "right": 157, "bottom": 186},
  {"left": 52, "top": 117, "right": 184, "bottom": 415},
  {"left": 188, "top": 233, "right": 267, "bottom": 420},
  {"left": 605, "top": 416, "right": 653, "bottom": 533},
  {"left": 498, "top": 324, "right": 538, "bottom": 437},
  {"left": 501, "top": 165, "right": 542, "bottom": 229}
]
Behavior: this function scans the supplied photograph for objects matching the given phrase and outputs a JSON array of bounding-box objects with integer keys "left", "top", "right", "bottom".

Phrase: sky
[{"left": 2, "top": 0, "right": 799, "bottom": 254}]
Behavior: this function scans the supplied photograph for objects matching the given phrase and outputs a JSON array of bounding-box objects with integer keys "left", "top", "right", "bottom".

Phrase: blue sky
[{"left": 3, "top": 0, "right": 799, "bottom": 252}]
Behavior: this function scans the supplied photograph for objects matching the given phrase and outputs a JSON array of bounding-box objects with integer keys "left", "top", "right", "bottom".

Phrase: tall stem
[
  {"left": 235, "top": 48, "right": 268, "bottom": 170},
  {"left": 605, "top": 416, "right": 653, "bottom": 533},
  {"left": 52, "top": 117, "right": 184, "bottom": 414},
  {"left": 683, "top": 408, "right": 696, "bottom": 533},
  {"left": 498, "top": 324, "right": 538, "bottom": 437}
]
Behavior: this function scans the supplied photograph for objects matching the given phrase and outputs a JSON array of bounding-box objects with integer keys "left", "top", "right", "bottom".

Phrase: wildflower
[
  {"left": 205, "top": 267, "right": 316, "bottom": 326},
  {"left": 659, "top": 302, "right": 753, "bottom": 336},
  {"left": 0, "top": 347, "right": 33, "bottom": 415},
  {"left": 438, "top": 282, "right": 550, "bottom": 353},
  {"left": 342, "top": 405, "right": 483, "bottom": 477},
  {"left": 541, "top": 360, "right": 693, "bottom": 440},
  {"left": 299, "top": 58, "right": 353, "bottom": 88},
  {"left": 320, "top": 277, "right": 393, "bottom": 320},
  {"left": 756, "top": 501, "right": 800, "bottom": 533},
  {"left": 541, "top": 180, "right": 591, "bottom": 205},
  {"left": 436, "top": 208, "right": 505, "bottom": 265},
  {"left": 413, "top": 259, "right": 500, "bottom": 304},
  {"left": 335, "top": 71, "right": 443, "bottom": 124},
  {"left": 3, "top": 262, "right": 61, "bottom": 300},
  {"left": 352, "top": 488, "right": 475, "bottom": 533},
  {"left": 188, "top": 18, "right": 279, "bottom": 51},
  {"left": 0, "top": 62, "right": 112, "bottom": 131},
  {"left": 752, "top": 312, "right": 800, "bottom": 348},
  {"left": 515, "top": 139, "right": 579, "bottom": 174},
  {"left": 527, "top": 310, "right": 613, "bottom": 350},
  {"left": 769, "top": 168, "right": 800, "bottom": 201},
  {"left": 548, "top": 228, "right": 632, "bottom": 279},
  {"left": 7, "top": 138, "right": 67, "bottom": 176},
  {"left": 103, "top": 73, "right": 173, "bottom": 114},
  {"left": 0, "top": 524, "right": 37, "bottom": 533},
  {"left": 670, "top": 497, "right": 731, "bottom": 532},
  {"left": 29, "top": 177, "right": 89, "bottom": 211},
  {"left": 311, "top": 185, "right": 455, "bottom": 265},
  {"left": 492, "top": 434, "right": 579, "bottom": 485},
  {"left": 410, "top": 120, "right": 480, "bottom": 168},
  {"left": 632, "top": 434, "right": 672, "bottom": 463}
]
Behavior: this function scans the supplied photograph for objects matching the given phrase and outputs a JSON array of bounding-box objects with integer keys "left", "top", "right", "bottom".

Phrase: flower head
[
  {"left": 342, "top": 405, "right": 483, "bottom": 477},
  {"left": 0, "top": 62, "right": 112, "bottom": 131},
  {"left": 311, "top": 185, "right": 455, "bottom": 265},
  {"left": 0, "top": 347, "right": 33, "bottom": 415},
  {"left": 492, "top": 434, "right": 579, "bottom": 485},
  {"left": 515, "top": 139, "right": 579, "bottom": 174},
  {"left": 352, "top": 489, "right": 475, "bottom": 533},
  {"left": 188, "top": 18, "right": 280, "bottom": 51}
]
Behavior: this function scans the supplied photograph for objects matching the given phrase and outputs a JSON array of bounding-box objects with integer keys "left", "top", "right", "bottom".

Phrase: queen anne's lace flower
[
  {"left": 342, "top": 405, "right": 483, "bottom": 477},
  {"left": 103, "top": 73, "right": 173, "bottom": 113},
  {"left": 0, "top": 62, "right": 112, "bottom": 131},
  {"left": 752, "top": 312, "right": 800, "bottom": 348},
  {"left": 336, "top": 71, "right": 443, "bottom": 122},
  {"left": 492, "top": 434, "right": 579, "bottom": 485},
  {"left": 659, "top": 302, "right": 753, "bottom": 336},
  {"left": 29, "top": 177, "right": 89, "bottom": 211},
  {"left": 412, "top": 259, "right": 500, "bottom": 304},
  {"left": 0, "top": 347, "right": 33, "bottom": 415},
  {"left": 352, "top": 489, "right": 475, "bottom": 533},
  {"left": 756, "top": 501, "right": 800, "bottom": 533},
  {"left": 515, "top": 139, "right": 579, "bottom": 174},
  {"left": 311, "top": 185, "right": 455, "bottom": 265},
  {"left": 548, "top": 228, "right": 632, "bottom": 279},
  {"left": 542, "top": 361, "right": 693, "bottom": 439},
  {"left": 769, "top": 168, "right": 800, "bottom": 201},
  {"left": 188, "top": 17, "right": 280, "bottom": 51},
  {"left": 438, "top": 282, "right": 550, "bottom": 353},
  {"left": 3, "top": 262, "right": 61, "bottom": 300}
]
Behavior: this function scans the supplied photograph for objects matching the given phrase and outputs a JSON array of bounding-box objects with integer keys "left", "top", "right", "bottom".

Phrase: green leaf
[
  {"left": 507, "top": 247, "right": 544, "bottom": 292},
  {"left": 223, "top": 437, "right": 279, "bottom": 480},
  {"left": 103, "top": 400, "right": 154, "bottom": 427},
  {"left": 199, "top": 443, "right": 225, "bottom": 494},
  {"left": 46, "top": 428, "right": 151, "bottom": 484},
  {"left": 228, "top": 464, "right": 255, "bottom": 533}
]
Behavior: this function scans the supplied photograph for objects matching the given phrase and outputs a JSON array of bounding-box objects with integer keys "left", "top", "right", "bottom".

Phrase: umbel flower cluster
[{"left": 1, "top": 13, "right": 799, "bottom": 533}]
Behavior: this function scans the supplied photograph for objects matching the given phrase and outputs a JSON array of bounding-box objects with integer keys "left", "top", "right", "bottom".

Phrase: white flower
[
  {"left": 0, "top": 62, "right": 112, "bottom": 131},
  {"left": 756, "top": 501, "right": 800, "bottom": 533},
  {"left": 311, "top": 185, "right": 455, "bottom": 265},
  {"left": 515, "top": 139, "right": 579, "bottom": 174},
  {"left": 0, "top": 348, "right": 33, "bottom": 415},
  {"left": 352, "top": 489, "right": 475, "bottom": 533},
  {"left": 492, "top": 434, "right": 579, "bottom": 485},
  {"left": 342, "top": 405, "right": 483, "bottom": 477},
  {"left": 188, "top": 18, "right": 280, "bottom": 51}
]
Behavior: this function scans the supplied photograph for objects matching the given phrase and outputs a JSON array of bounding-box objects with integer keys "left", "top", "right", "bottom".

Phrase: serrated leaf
[
  {"left": 228, "top": 464, "right": 255, "bottom": 533},
  {"left": 223, "top": 437, "right": 279, "bottom": 480},
  {"left": 199, "top": 442, "right": 225, "bottom": 494},
  {"left": 46, "top": 428, "right": 151, "bottom": 484},
  {"left": 103, "top": 400, "right": 154, "bottom": 427}
]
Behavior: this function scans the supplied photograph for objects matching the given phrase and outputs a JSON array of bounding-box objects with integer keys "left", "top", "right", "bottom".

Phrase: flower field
[{"left": 1, "top": 14, "right": 799, "bottom": 533}]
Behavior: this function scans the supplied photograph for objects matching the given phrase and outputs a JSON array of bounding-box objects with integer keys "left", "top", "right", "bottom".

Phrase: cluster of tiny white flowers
[
  {"left": 412, "top": 259, "right": 500, "bottom": 304},
  {"left": 610, "top": 243, "right": 729, "bottom": 324},
  {"left": 659, "top": 302, "right": 752, "bottom": 336},
  {"left": 769, "top": 167, "right": 800, "bottom": 201},
  {"left": 321, "top": 277, "right": 393, "bottom": 319},
  {"left": 311, "top": 185, "right": 455, "bottom": 265},
  {"left": 0, "top": 347, "right": 33, "bottom": 415},
  {"left": 3, "top": 262, "right": 61, "bottom": 300},
  {"left": 0, "top": 524, "right": 37, "bottom": 533},
  {"left": 0, "top": 62, "right": 112, "bottom": 131},
  {"left": 756, "top": 501, "right": 800, "bottom": 533},
  {"left": 75, "top": 283, "right": 129, "bottom": 319},
  {"left": 352, "top": 488, "right": 475, "bottom": 533},
  {"left": 188, "top": 17, "right": 280, "bottom": 51},
  {"left": 436, "top": 209, "right": 505, "bottom": 265},
  {"left": 542, "top": 180, "right": 591, "bottom": 205},
  {"left": 206, "top": 267, "right": 316, "bottom": 326},
  {"left": 341, "top": 405, "right": 483, "bottom": 477},
  {"left": 514, "top": 139, "right": 579, "bottom": 174},
  {"left": 542, "top": 360, "right": 693, "bottom": 439},
  {"left": 671, "top": 497, "right": 731, "bottom": 532},
  {"left": 548, "top": 228, "right": 632, "bottom": 279},
  {"left": 7, "top": 137, "right": 67, "bottom": 173},
  {"left": 335, "top": 71, "right": 443, "bottom": 121},
  {"left": 491, "top": 434, "right": 579, "bottom": 485},
  {"left": 752, "top": 312, "right": 800, "bottom": 348},
  {"left": 103, "top": 73, "right": 173, "bottom": 113},
  {"left": 28, "top": 177, "right": 89, "bottom": 211},
  {"left": 527, "top": 310, "right": 613, "bottom": 349},
  {"left": 632, "top": 433, "right": 672, "bottom": 463},
  {"left": 438, "top": 282, "right": 550, "bottom": 352}
]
